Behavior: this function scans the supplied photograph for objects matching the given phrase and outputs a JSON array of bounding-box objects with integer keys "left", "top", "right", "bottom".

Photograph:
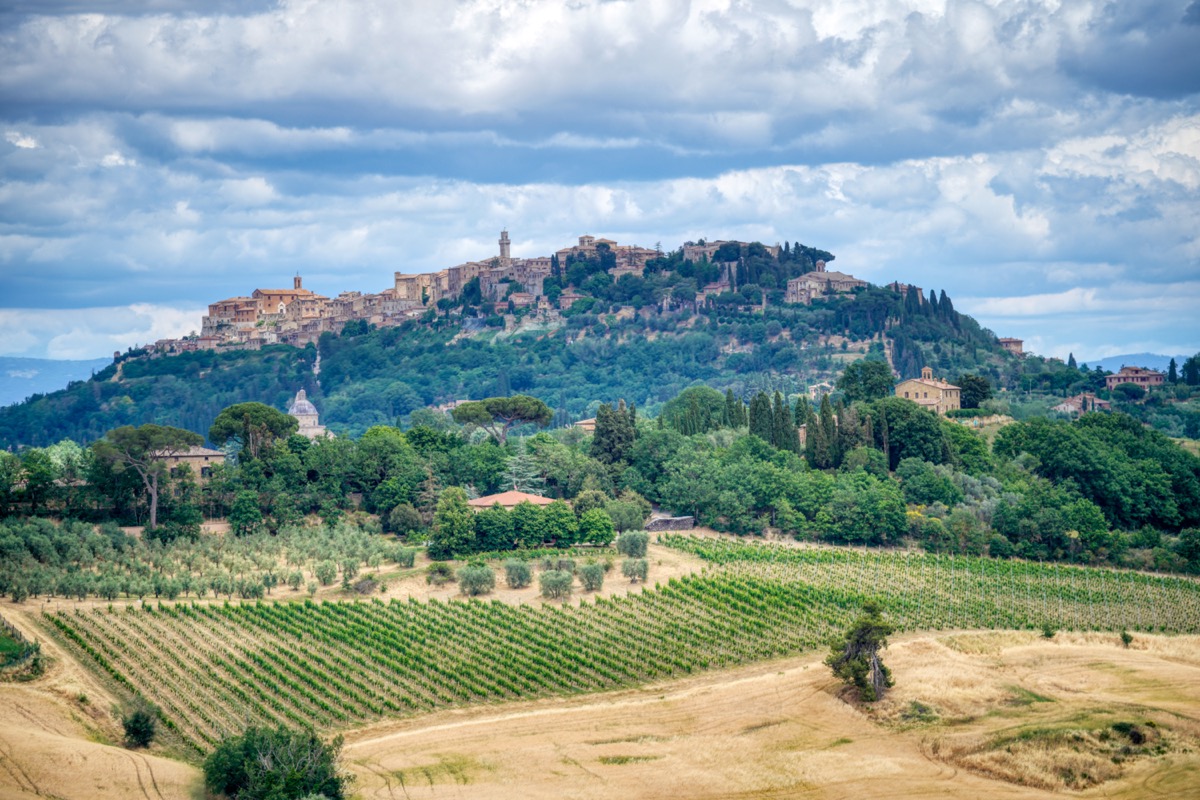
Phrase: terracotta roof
[{"left": 468, "top": 490, "right": 556, "bottom": 508}]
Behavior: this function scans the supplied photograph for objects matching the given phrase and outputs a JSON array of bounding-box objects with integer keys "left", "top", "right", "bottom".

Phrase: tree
[
  {"left": 208, "top": 402, "right": 298, "bottom": 460},
  {"left": 955, "top": 374, "right": 992, "bottom": 409},
  {"left": 590, "top": 400, "right": 637, "bottom": 465},
  {"left": 748, "top": 392, "right": 773, "bottom": 442},
  {"left": 579, "top": 562, "right": 605, "bottom": 591},
  {"left": 1112, "top": 382, "right": 1146, "bottom": 402},
  {"left": 122, "top": 708, "right": 157, "bottom": 748},
  {"left": 229, "top": 490, "right": 263, "bottom": 537},
  {"left": 1168, "top": 358, "right": 1179, "bottom": 384},
  {"left": 451, "top": 395, "right": 552, "bottom": 444},
  {"left": 92, "top": 424, "right": 203, "bottom": 529},
  {"left": 616, "top": 530, "right": 649, "bottom": 558},
  {"left": 203, "top": 726, "right": 350, "bottom": 800},
  {"left": 428, "top": 487, "right": 474, "bottom": 559},
  {"left": 578, "top": 508, "right": 616, "bottom": 546},
  {"left": 838, "top": 360, "right": 895, "bottom": 403},
  {"left": 825, "top": 600, "right": 894, "bottom": 702}
]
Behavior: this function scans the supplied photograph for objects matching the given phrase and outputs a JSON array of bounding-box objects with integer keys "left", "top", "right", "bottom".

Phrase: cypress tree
[
  {"left": 1067, "top": 353, "right": 1077, "bottom": 370},
  {"left": 748, "top": 392, "right": 773, "bottom": 442},
  {"left": 724, "top": 389, "right": 738, "bottom": 427},
  {"left": 1169, "top": 358, "right": 1178, "bottom": 384},
  {"left": 772, "top": 391, "right": 797, "bottom": 451}
]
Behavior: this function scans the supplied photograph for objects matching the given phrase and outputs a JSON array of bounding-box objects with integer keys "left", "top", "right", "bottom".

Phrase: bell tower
[{"left": 499, "top": 230, "right": 511, "bottom": 265}]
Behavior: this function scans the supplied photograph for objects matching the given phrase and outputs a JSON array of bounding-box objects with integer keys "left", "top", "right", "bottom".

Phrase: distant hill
[
  {"left": 1080, "top": 353, "right": 1190, "bottom": 373},
  {"left": 0, "top": 356, "right": 112, "bottom": 408},
  {"left": 0, "top": 286, "right": 1027, "bottom": 448}
]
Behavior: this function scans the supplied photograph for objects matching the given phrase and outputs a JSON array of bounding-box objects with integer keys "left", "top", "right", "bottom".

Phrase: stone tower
[
  {"left": 499, "top": 230, "right": 511, "bottom": 265},
  {"left": 294, "top": 274, "right": 303, "bottom": 290}
]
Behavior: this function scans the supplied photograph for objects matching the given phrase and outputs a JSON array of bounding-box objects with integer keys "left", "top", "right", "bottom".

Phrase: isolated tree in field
[
  {"left": 122, "top": 708, "right": 156, "bottom": 748},
  {"left": 208, "top": 402, "right": 298, "bottom": 460},
  {"left": 451, "top": 395, "right": 552, "bottom": 445},
  {"left": 92, "top": 424, "right": 203, "bottom": 529},
  {"left": 838, "top": 359, "right": 895, "bottom": 403},
  {"left": 825, "top": 600, "right": 895, "bottom": 702}
]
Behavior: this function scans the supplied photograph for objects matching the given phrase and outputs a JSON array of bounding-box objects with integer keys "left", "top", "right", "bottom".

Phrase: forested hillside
[{"left": 0, "top": 284, "right": 1021, "bottom": 447}]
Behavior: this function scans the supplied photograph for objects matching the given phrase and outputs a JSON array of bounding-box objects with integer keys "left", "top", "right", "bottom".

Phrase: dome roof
[{"left": 288, "top": 389, "right": 319, "bottom": 417}]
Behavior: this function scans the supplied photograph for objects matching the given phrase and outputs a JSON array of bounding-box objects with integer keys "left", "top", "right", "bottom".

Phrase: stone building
[
  {"left": 998, "top": 338, "right": 1024, "bottom": 356},
  {"left": 1105, "top": 366, "right": 1165, "bottom": 391},
  {"left": 287, "top": 389, "right": 329, "bottom": 439},
  {"left": 894, "top": 367, "right": 961, "bottom": 415},
  {"left": 784, "top": 261, "right": 867, "bottom": 304}
]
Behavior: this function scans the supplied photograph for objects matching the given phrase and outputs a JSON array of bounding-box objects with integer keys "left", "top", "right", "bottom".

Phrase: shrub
[
  {"left": 616, "top": 531, "right": 649, "bottom": 559},
  {"left": 122, "top": 708, "right": 156, "bottom": 748},
  {"left": 579, "top": 562, "right": 605, "bottom": 592},
  {"left": 426, "top": 563, "right": 455, "bottom": 586},
  {"left": 458, "top": 564, "right": 496, "bottom": 596},
  {"left": 539, "top": 569, "right": 574, "bottom": 600},
  {"left": 203, "top": 726, "right": 349, "bottom": 800},
  {"left": 504, "top": 560, "right": 532, "bottom": 589},
  {"left": 351, "top": 577, "right": 378, "bottom": 595},
  {"left": 621, "top": 558, "right": 649, "bottom": 583}
]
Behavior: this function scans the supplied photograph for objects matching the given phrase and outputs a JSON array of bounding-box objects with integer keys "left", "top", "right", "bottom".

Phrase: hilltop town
[{"left": 147, "top": 232, "right": 892, "bottom": 355}]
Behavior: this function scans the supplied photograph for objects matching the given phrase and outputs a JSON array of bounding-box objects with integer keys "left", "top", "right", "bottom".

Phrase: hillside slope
[{"left": 0, "top": 286, "right": 1017, "bottom": 447}]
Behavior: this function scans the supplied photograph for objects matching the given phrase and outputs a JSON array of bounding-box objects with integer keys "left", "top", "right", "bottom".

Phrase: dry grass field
[
  {"left": 339, "top": 630, "right": 1200, "bottom": 799},
  {"left": 2, "top": 620, "right": 1198, "bottom": 799}
]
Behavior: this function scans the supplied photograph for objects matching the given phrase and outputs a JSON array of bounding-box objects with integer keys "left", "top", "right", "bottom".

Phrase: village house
[
  {"left": 1052, "top": 393, "right": 1112, "bottom": 415},
  {"left": 894, "top": 367, "right": 961, "bottom": 415},
  {"left": 1105, "top": 366, "right": 1166, "bottom": 392},
  {"left": 785, "top": 261, "right": 867, "bottom": 304}
]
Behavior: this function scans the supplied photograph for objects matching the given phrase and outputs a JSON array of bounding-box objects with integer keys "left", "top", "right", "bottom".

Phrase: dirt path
[{"left": 343, "top": 631, "right": 1200, "bottom": 800}]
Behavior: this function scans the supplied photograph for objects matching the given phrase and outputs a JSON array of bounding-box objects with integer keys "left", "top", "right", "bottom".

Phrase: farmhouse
[
  {"left": 1052, "top": 393, "right": 1111, "bottom": 415},
  {"left": 894, "top": 367, "right": 961, "bottom": 415},
  {"left": 155, "top": 446, "right": 226, "bottom": 481},
  {"left": 1105, "top": 366, "right": 1165, "bottom": 391}
]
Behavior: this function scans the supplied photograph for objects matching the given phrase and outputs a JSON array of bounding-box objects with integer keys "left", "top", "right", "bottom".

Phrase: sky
[{"left": 1, "top": 0, "right": 1198, "bottom": 362}]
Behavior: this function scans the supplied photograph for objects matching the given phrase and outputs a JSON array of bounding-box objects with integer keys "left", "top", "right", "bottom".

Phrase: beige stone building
[
  {"left": 894, "top": 367, "right": 961, "bottom": 415},
  {"left": 155, "top": 446, "right": 226, "bottom": 481},
  {"left": 998, "top": 337, "right": 1024, "bottom": 356},
  {"left": 785, "top": 261, "right": 867, "bottom": 304}
]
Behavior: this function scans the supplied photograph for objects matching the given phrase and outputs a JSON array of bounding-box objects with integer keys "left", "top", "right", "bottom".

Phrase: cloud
[
  {"left": 5, "top": 130, "right": 39, "bottom": 148},
  {"left": 0, "top": 1, "right": 1196, "bottom": 361},
  {"left": 0, "top": 304, "right": 207, "bottom": 359}
]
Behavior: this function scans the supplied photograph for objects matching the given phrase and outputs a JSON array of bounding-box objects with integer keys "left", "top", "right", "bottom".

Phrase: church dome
[{"left": 288, "top": 389, "right": 319, "bottom": 417}]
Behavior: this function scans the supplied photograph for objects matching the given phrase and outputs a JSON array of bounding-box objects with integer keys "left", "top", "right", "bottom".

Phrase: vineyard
[{"left": 46, "top": 537, "right": 1200, "bottom": 753}]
